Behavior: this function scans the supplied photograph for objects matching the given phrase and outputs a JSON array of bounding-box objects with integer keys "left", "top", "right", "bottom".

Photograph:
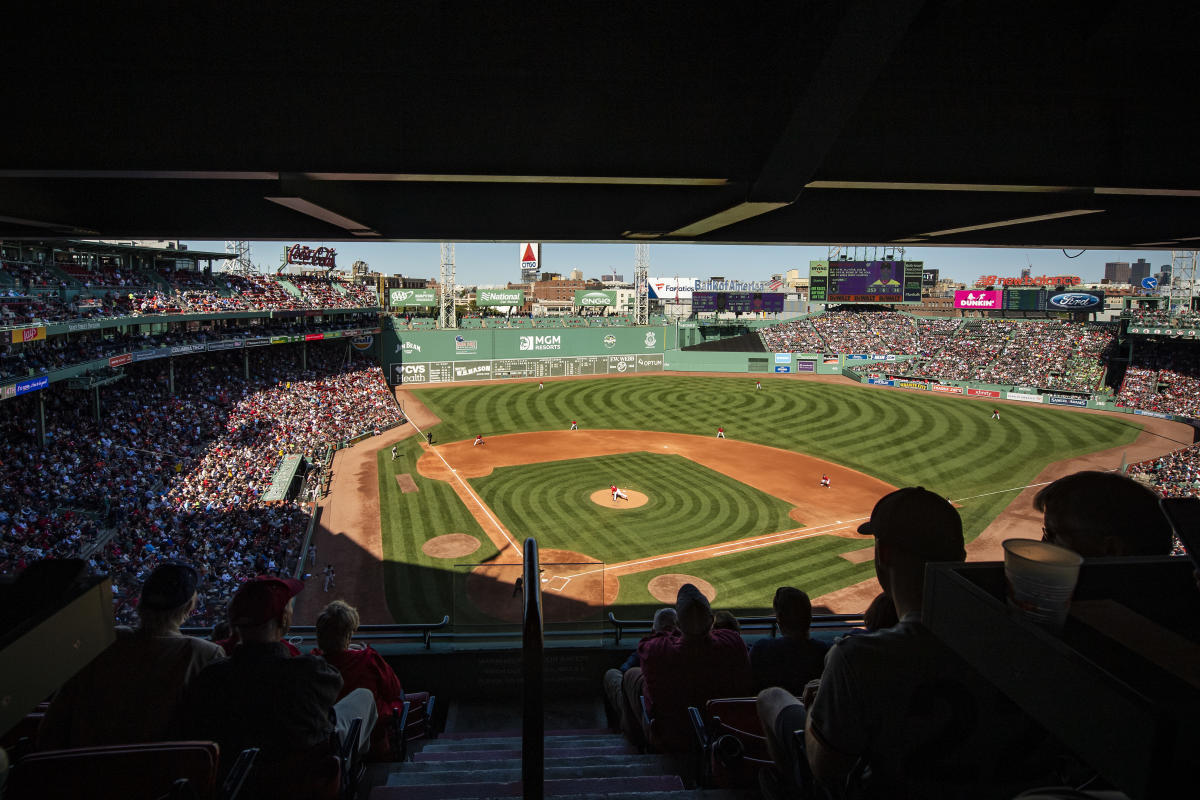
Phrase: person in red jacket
[{"left": 314, "top": 600, "right": 425, "bottom": 759}]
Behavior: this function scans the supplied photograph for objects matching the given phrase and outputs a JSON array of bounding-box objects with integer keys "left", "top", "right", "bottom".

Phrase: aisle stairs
[{"left": 370, "top": 727, "right": 740, "bottom": 800}]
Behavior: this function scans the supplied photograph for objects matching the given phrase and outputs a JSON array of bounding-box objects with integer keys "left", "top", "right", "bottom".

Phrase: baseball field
[{"left": 359, "top": 373, "right": 1160, "bottom": 626}]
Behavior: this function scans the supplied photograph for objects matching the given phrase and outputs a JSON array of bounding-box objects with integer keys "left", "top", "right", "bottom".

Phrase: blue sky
[{"left": 185, "top": 240, "right": 1168, "bottom": 287}]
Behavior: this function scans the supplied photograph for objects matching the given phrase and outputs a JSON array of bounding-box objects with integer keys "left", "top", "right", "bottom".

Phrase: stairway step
[
  {"left": 372, "top": 775, "right": 685, "bottom": 799},
  {"left": 415, "top": 746, "right": 635, "bottom": 762},
  {"left": 437, "top": 727, "right": 610, "bottom": 740},
  {"left": 421, "top": 735, "right": 624, "bottom": 751},
  {"left": 387, "top": 762, "right": 665, "bottom": 785},
  {"left": 401, "top": 755, "right": 665, "bottom": 772}
]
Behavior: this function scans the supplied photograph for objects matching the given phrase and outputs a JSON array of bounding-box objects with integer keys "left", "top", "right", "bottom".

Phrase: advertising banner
[
  {"left": 868, "top": 378, "right": 895, "bottom": 386},
  {"left": 774, "top": 366, "right": 791, "bottom": 373},
  {"left": 2, "top": 383, "right": 15, "bottom": 399},
  {"left": 1048, "top": 395, "right": 1089, "bottom": 407},
  {"left": 1047, "top": 290, "right": 1104, "bottom": 310},
  {"left": 108, "top": 353, "right": 132, "bottom": 367},
  {"left": 171, "top": 343, "right": 206, "bottom": 355},
  {"left": 895, "top": 380, "right": 929, "bottom": 390},
  {"left": 953, "top": 290, "right": 1003, "bottom": 310},
  {"left": 871, "top": 354, "right": 898, "bottom": 361},
  {"left": 967, "top": 388, "right": 1001, "bottom": 398},
  {"left": 270, "top": 336, "right": 289, "bottom": 345},
  {"left": 574, "top": 290, "right": 617, "bottom": 307},
  {"left": 648, "top": 277, "right": 698, "bottom": 301},
  {"left": 796, "top": 360, "right": 816, "bottom": 373},
  {"left": 774, "top": 353, "right": 791, "bottom": 363},
  {"left": 845, "top": 354, "right": 869, "bottom": 360},
  {"left": 15, "top": 376, "right": 49, "bottom": 395},
  {"left": 931, "top": 384, "right": 963, "bottom": 394},
  {"left": 453, "top": 361, "right": 493, "bottom": 380},
  {"left": 922, "top": 269, "right": 939, "bottom": 287},
  {"left": 390, "top": 288, "right": 437, "bottom": 307},
  {"left": 305, "top": 333, "right": 325, "bottom": 342},
  {"left": 351, "top": 335, "right": 374, "bottom": 351},
  {"left": 132, "top": 348, "right": 168, "bottom": 362},
  {"left": 1006, "top": 391, "right": 1044, "bottom": 403},
  {"left": 11, "top": 326, "right": 46, "bottom": 343},
  {"left": 477, "top": 288, "right": 525, "bottom": 307},
  {"left": 243, "top": 337, "right": 269, "bottom": 348},
  {"left": 1133, "top": 409, "right": 1174, "bottom": 419},
  {"left": 206, "top": 340, "right": 244, "bottom": 351}
]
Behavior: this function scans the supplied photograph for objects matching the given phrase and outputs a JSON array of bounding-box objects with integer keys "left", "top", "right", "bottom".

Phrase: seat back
[
  {"left": 238, "top": 747, "right": 341, "bottom": 800},
  {"left": 7, "top": 740, "right": 219, "bottom": 800},
  {"left": 705, "top": 698, "right": 773, "bottom": 789}
]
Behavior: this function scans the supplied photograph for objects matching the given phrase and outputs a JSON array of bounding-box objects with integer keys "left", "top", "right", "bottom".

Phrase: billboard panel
[
  {"left": 1047, "top": 290, "right": 1104, "bottom": 310},
  {"left": 575, "top": 290, "right": 617, "bottom": 307},
  {"left": 922, "top": 268, "right": 940, "bottom": 287},
  {"left": 477, "top": 288, "right": 525, "bottom": 307},
  {"left": 808, "top": 261, "right": 828, "bottom": 302},
  {"left": 817, "top": 261, "right": 923, "bottom": 304},
  {"left": 390, "top": 288, "right": 437, "bottom": 307},
  {"left": 691, "top": 292, "right": 786, "bottom": 313},
  {"left": 648, "top": 277, "right": 698, "bottom": 301},
  {"left": 520, "top": 242, "right": 539, "bottom": 280},
  {"left": 953, "top": 290, "right": 1003, "bottom": 310}
]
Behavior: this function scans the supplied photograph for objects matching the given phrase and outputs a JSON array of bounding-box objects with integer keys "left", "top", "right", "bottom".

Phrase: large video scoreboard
[
  {"left": 691, "top": 292, "right": 786, "bottom": 313},
  {"left": 809, "top": 261, "right": 923, "bottom": 304}
]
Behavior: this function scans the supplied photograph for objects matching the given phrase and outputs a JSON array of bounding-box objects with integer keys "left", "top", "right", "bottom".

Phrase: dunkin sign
[{"left": 953, "top": 290, "right": 1003, "bottom": 310}]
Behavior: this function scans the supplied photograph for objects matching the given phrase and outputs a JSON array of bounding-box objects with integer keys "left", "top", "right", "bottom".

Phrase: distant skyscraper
[
  {"left": 1130, "top": 258, "right": 1151, "bottom": 284},
  {"left": 1104, "top": 261, "right": 1131, "bottom": 283},
  {"left": 1020, "top": 267, "right": 1031, "bottom": 279}
]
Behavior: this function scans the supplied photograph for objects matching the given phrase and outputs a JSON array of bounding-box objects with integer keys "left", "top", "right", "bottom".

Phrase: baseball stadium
[{"left": 2, "top": 5, "right": 1198, "bottom": 799}]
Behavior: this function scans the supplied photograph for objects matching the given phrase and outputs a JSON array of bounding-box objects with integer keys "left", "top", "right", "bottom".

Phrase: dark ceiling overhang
[{"left": 2, "top": 1, "right": 1198, "bottom": 250}]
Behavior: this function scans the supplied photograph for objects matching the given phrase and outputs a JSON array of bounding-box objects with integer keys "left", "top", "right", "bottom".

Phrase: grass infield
[{"left": 378, "top": 376, "right": 1142, "bottom": 621}]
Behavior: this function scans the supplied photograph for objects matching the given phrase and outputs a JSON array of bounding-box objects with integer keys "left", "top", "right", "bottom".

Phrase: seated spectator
[
  {"left": 712, "top": 609, "right": 742, "bottom": 633},
  {"left": 749, "top": 587, "right": 828, "bottom": 695},
  {"left": 177, "top": 576, "right": 377, "bottom": 768},
  {"left": 758, "top": 488, "right": 1041, "bottom": 798},
  {"left": 862, "top": 590, "right": 899, "bottom": 631},
  {"left": 313, "top": 600, "right": 416, "bottom": 759},
  {"left": 1034, "top": 470, "right": 1174, "bottom": 556},
  {"left": 615, "top": 608, "right": 678, "bottom": 674},
  {"left": 607, "top": 584, "right": 752, "bottom": 752},
  {"left": 39, "top": 563, "right": 224, "bottom": 749}
]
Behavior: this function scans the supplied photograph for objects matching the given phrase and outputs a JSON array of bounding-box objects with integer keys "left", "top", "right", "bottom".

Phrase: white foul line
[{"left": 403, "top": 418, "right": 520, "bottom": 553}]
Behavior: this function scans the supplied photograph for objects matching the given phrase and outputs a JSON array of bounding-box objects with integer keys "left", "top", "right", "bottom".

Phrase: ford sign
[{"left": 1049, "top": 292, "right": 1100, "bottom": 309}]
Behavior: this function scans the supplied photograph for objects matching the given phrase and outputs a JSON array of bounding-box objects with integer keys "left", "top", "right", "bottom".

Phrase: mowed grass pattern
[
  {"left": 377, "top": 435, "right": 501, "bottom": 623},
  {"left": 470, "top": 453, "right": 798, "bottom": 564},
  {"left": 383, "top": 376, "right": 1143, "bottom": 618}
]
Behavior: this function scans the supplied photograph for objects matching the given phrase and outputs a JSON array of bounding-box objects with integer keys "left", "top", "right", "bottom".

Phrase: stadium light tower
[
  {"left": 1169, "top": 250, "right": 1197, "bottom": 313},
  {"left": 224, "top": 241, "right": 254, "bottom": 274},
  {"left": 439, "top": 242, "right": 457, "bottom": 329},
  {"left": 633, "top": 243, "right": 649, "bottom": 325}
]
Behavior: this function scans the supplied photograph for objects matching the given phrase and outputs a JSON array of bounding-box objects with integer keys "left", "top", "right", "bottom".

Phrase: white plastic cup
[{"left": 1001, "top": 539, "right": 1084, "bottom": 633}]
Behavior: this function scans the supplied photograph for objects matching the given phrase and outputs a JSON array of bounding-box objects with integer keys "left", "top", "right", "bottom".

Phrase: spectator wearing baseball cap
[
  {"left": 39, "top": 562, "right": 224, "bottom": 749},
  {"left": 612, "top": 583, "right": 752, "bottom": 753},
  {"left": 758, "top": 487, "right": 1044, "bottom": 798},
  {"left": 177, "top": 575, "right": 377, "bottom": 770}
]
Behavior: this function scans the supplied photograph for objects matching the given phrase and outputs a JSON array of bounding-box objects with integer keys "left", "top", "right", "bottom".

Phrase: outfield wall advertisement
[
  {"left": 393, "top": 353, "right": 665, "bottom": 384},
  {"left": 390, "top": 288, "right": 437, "bottom": 307},
  {"left": 477, "top": 289, "right": 525, "bottom": 307}
]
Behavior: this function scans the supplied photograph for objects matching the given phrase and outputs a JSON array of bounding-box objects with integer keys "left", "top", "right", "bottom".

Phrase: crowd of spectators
[
  {"left": 1, "top": 260, "right": 379, "bottom": 327},
  {"left": 0, "top": 318, "right": 375, "bottom": 381},
  {"left": 757, "top": 313, "right": 1114, "bottom": 392},
  {"left": 904, "top": 319, "right": 1113, "bottom": 391},
  {"left": 1115, "top": 339, "right": 1200, "bottom": 417},
  {"left": 1127, "top": 447, "right": 1200, "bottom": 555},
  {"left": 0, "top": 343, "right": 402, "bottom": 627},
  {"left": 1128, "top": 308, "right": 1200, "bottom": 328}
]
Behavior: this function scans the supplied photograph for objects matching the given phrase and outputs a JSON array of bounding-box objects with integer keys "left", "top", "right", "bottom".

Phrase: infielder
[
  {"left": 474, "top": 434, "right": 485, "bottom": 446},
  {"left": 570, "top": 419, "right": 578, "bottom": 430},
  {"left": 717, "top": 426, "right": 725, "bottom": 439},
  {"left": 820, "top": 474, "right": 831, "bottom": 488}
]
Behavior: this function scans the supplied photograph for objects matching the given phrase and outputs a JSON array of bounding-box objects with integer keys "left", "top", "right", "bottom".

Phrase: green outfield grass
[
  {"left": 377, "top": 376, "right": 1144, "bottom": 621},
  {"left": 470, "top": 452, "right": 798, "bottom": 564}
]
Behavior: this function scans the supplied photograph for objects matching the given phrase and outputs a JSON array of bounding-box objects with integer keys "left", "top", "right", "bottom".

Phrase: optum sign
[{"left": 574, "top": 290, "right": 616, "bottom": 307}]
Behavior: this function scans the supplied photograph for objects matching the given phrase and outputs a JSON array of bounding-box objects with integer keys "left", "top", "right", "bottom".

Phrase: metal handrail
[
  {"left": 606, "top": 611, "right": 868, "bottom": 645},
  {"left": 521, "top": 538, "right": 544, "bottom": 800},
  {"left": 182, "top": 615, "right": 451, "bottom": 650}
]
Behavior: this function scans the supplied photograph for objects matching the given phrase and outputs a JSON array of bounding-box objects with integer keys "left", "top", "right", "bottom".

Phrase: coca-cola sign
[{"left": 286, "top": 245, "right": 337, "bottom": 268}]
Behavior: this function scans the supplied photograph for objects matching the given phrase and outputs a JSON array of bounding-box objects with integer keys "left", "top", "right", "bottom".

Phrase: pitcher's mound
[
  {"left": 422, "top": 533, "right": 481, "bottom": 559},
  {"left": 648, "top": 574, "right": 716, "bottom": 604},
  {"left": 588, "top": 489, "right": 649, "bottom": 508}
]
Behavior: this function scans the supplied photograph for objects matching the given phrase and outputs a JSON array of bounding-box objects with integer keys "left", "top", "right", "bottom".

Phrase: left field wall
[{"left": 383, "top": 323, "right": 677, "bottom": 384}]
